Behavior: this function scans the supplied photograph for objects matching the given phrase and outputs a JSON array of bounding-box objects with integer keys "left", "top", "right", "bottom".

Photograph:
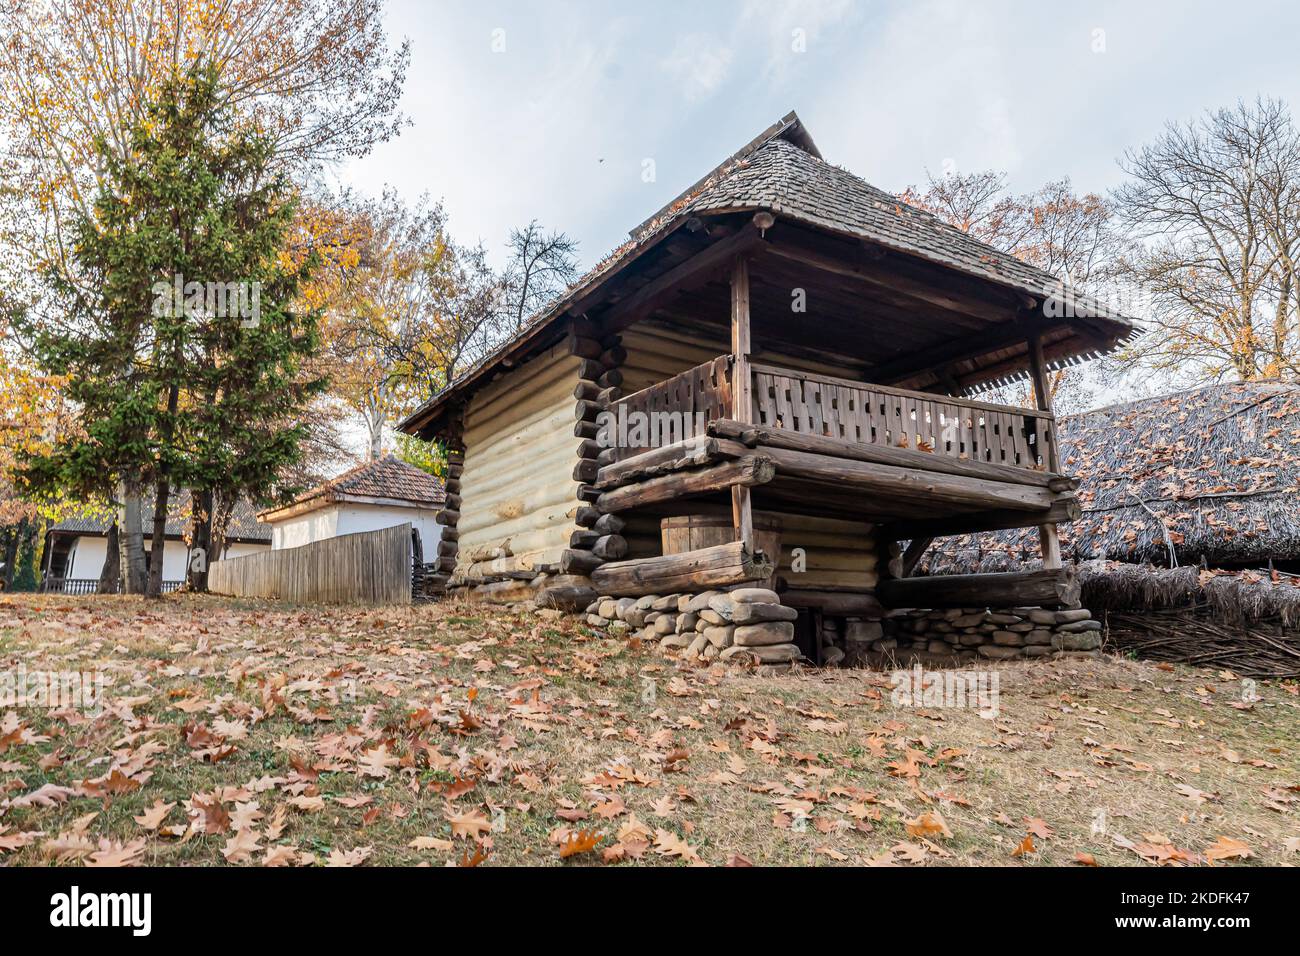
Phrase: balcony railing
[{"left": 608, "top": 355, "right": 1055, "bottom": 473}]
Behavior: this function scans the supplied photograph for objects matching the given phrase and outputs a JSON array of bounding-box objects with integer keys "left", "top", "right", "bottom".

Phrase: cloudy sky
[{"left": 338, "top": 0, "right": 1300, "bottom": 272}]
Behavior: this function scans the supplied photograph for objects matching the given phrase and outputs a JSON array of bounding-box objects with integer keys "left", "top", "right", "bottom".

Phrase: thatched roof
[
  {"left": 924, "top": 380, "right": 1300, "bottom": 572},
  {"left": 1078, "top": 560, "right": 1300, "bottom": 628}
]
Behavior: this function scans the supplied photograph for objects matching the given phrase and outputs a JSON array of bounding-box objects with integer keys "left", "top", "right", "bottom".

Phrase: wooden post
[
  {"left": 1028, "top": 334, "right": 1062, "bottom": 569},
  {"left": 730, "top": 256, "right": 755, "bottom": 550}
]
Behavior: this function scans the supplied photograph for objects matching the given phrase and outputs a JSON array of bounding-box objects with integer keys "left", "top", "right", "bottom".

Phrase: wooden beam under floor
[{"left": 880, "top": 568, "right": 1080, "bottom": 610}]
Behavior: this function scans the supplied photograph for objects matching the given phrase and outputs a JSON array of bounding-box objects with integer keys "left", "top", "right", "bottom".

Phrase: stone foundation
[
  {"left": 579, "top": 590, "right": 1104, "bottom": 671},
  {"left": 583, "top": 587, "right": 800, "bottom": 670},
  {"left": 862, "top": 605, "right": 1103, "bottom": 666}
]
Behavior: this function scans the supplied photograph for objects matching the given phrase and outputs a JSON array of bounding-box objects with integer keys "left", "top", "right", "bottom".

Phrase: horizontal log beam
[
  {"left": 591, "top": 541, "right": 773, "bottom": 597},
  {"left": 708, "top": 420, "right": 1073, "bottom": 491},
  {"left": 592, "top": 535, "right": 628, "bottom": 561},
  {"left": 598, "top": 225, "right": 762, "bottom": 332},
  {"left": 882, "top": 497, "right": 1080, "bottom": 539},
  {"left": 536, "top": 584, "right": 599, "bottom": 612},
  {"left": 777, "top": 589, "right": 884, "bottom": 617},
  {"left": 595, "top": 436, "right": 749, "bottom": 489},
  {"left": 759, "top": 446, "right": 1059, "bottom": 512},
  {"left": 879, "top": 568, "right": 1080, "bottom": 610},
  {"left": 596, "top": 456, "right": 776, "bottom": 514}
]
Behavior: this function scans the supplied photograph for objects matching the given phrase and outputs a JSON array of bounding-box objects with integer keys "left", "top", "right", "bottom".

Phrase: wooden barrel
[{"left": 661, "top": 514, "right": 783, "bottom": 587}]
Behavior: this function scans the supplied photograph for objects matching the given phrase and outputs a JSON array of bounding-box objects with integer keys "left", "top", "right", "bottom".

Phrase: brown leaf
[
  {"left": 86, "top": 837, "right": 148, "bottom": 867},
  {"left": 1204, "top": 836, "right": 1252, "bottom": 862},
  {"left": 559, "top": 829, "right": 603, "bottom": 859},
  {"left": 904, "top": 811, "right": 953, "bottom": 840},
  {"left": 445, "top": 807, "right": 492, "bottom": 841},
  {"left": 133, "top": 799, "right": 176, "bottom": 831}
]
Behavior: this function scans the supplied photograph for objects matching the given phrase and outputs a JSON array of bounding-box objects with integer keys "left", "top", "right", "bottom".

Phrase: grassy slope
[{"left": 0, "top": 594, "right": 1296, "bottom": 867}]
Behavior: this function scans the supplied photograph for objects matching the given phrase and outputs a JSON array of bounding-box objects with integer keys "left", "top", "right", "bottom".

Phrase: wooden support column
[
  {"left": 1028, "top": 334, "right": 1063, "bottom": 570},
  {"left": 901, "top": 536, "right": 934, "bottom": 577},
  {"left": 730, "top": 256, "right": 755, "bottom": 550}
]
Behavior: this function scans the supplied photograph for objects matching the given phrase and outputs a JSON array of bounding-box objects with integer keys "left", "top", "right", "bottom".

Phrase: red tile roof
[{"left": 260, "top": 455, "right": 445, "bottom": 521}]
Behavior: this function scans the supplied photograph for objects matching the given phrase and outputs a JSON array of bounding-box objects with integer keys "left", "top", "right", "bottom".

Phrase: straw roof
[
  {"left": 1077, "top": 560, "right": 1300, "bottom": 628},
  {"left": 924, "top": 380, "right": 1300, "bottom": 572}
]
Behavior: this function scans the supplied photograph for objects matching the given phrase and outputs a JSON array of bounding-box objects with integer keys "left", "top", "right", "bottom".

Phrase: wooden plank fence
[{"left": 208, "top": 524, "right": 413, "bottom": 605}]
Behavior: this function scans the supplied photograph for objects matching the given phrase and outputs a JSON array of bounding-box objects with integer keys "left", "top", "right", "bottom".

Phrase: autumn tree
[
  {"left": 319, "top": 191, "right": 504, "bottom": 459},
  {"left": 901, "top": 170, "right": 1121, "bottom": 411},
  {"left": 323, "top": 191, "right": 450, "bottom": 459},
  {"left": 0, "top": 0, "right": 407, "bottom": 580},
  {"left": 501, "top": 220, "right": 580, "bottom": 334},
  {"left": 899, "top": 170, "right": 1017, "bottom": 248},
  {"left": 18, "top": 65, "right": 323, "bottom": 596},
  {"left": 1113, "top": 98, "right": 1300, "bottom": 382}
]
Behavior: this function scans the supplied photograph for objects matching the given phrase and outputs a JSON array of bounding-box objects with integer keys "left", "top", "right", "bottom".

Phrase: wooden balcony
[
  {"left": 591, "top": 353, "right": 1079, "bottom": 543},
  {"left": 606, "top": 354, "right": 1057, "bottom": 476}
]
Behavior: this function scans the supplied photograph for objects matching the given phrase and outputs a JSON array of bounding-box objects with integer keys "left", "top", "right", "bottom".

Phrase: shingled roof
[
  {"left": 639, "top": 127, "right": 1124, "bottom": 318},
  {"left": 399, "top": 111, "right": 1138, "bottom": 436},
  {"left": 258, "top": 455, "right": 445, "bottom": 523},
  {"left": 52, "top": 494, "right": 271, "bottom": 543},
  {"left": 923, "top": 381, "right": 1300, "bottom": 572}
]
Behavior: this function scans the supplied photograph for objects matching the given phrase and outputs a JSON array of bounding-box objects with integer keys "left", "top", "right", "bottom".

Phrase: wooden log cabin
[{"left": 398, "top": 113, "right": 1137, "bottom": 666}]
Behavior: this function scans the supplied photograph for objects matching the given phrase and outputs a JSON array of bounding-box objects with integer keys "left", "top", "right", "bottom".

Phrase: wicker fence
[{"left": 208, "top": 524, "right": 413, "bottom": 605}]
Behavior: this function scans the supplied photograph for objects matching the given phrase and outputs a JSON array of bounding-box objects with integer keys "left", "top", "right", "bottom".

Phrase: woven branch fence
[{"left": 208, "top": 524, "right": 413, "bottom": 605}]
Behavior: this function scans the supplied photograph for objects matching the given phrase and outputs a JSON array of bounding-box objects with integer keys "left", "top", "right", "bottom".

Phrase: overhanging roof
[{"left": 399, "top": 111, "right": 1139, "bottom": 437}]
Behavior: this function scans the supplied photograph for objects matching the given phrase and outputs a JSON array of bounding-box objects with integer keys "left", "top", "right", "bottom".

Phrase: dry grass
[{"left": 0, "top": 593, "right": 1296, "bottom": 867}]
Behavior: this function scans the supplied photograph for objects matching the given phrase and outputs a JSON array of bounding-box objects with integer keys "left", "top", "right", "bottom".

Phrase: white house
[
  {"left": 258, "top": 455, "right": 445, "bottom": 558},
  {"left": 44, "top": 496, "right": 271, "bottom": 593}
]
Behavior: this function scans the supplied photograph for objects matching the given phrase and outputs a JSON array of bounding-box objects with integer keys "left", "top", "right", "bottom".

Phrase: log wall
[{"left": 454, "top": 343, "right": 582, "bottom": 583}]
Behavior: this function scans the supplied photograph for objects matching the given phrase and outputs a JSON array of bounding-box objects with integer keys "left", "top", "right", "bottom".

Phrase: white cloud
[
  {"left": 660, "top": 34, "right": 735, "bottom": 101},
  {"left": 741, "top": 0, "right": 855, "bottom": 81}
]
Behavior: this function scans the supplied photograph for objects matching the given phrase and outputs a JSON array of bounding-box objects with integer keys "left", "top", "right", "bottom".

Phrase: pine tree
[{"left": 19, "top": 63, "right": 323, "bottom": 594}]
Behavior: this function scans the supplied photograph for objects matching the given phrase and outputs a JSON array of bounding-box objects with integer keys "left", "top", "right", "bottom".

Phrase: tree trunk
[
  {"left": 365, "top": 395, "right": 384, "bottom": 461},
  {"left": 186, "top": 488, "right": 213, "bottom": 593},
  {"left": 11, "top": 519, "right": 39, "bottom": 591},
  {"left": 0, "top": 525, "right": 18, "bottom": 591},
  {"left": 118, "top": 477, "right": 148, "bottom": 594},
  {"left": 146, "top": 478, "right": 170, "bottom": 598},
  {"left": 98, "top": 522, "right": 120, "bottom": 593},
  {"left": 211, "top": 491, "right": 235, "bottom": 562}
]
